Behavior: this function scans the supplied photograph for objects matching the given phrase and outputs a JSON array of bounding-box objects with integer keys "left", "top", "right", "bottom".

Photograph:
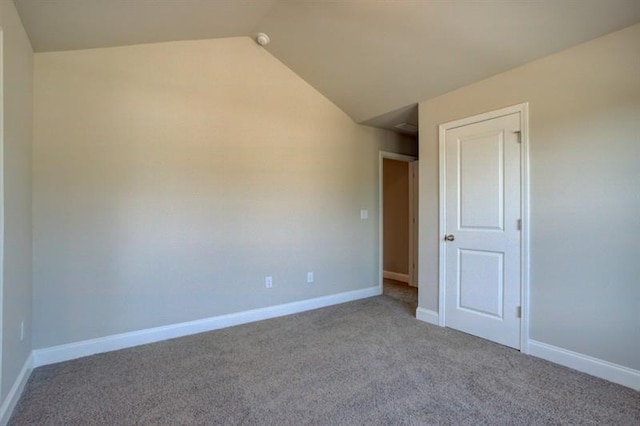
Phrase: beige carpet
[
  {"left": 9, "top": 294, "right": 640, "bottom": 425},
  {"left": 383, "top": 278, "right": 418, "bottom": 307}
]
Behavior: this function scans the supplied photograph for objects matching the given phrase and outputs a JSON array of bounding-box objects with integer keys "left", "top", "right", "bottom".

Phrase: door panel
[
  {"left": 444, "top": 112, "right": 521, "bottom": 349},
  {"left": 459, "top": 132, "right": 504, "bottom": 230},
  {"left": 459, "top": 249, "right": 503, "bottom": 318}
]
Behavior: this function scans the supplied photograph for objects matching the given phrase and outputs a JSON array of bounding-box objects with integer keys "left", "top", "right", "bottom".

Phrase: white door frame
[
  {"left": 378, "top": 151, "right": 418, "bottom": 294},
  {"left": 408, "top": 161, "right": 419, "bottom": 288},
  {"left": 0, "top": 27, "right": 5, "bottom": 391},
  {"left": 438, "top": 103, "right": 531, "bottom": 353}
]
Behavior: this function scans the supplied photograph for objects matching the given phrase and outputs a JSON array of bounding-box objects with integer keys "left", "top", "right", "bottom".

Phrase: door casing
[
  {"left": 0, "top": 27, "right": 5, "bottom": 392},
  {"left": 438, "top": 103, "right": 531, "bottom": 353}
]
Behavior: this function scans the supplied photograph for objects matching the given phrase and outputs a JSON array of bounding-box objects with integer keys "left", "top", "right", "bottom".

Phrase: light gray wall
[
  {"left": 0, "top": 0, "right": 33, "bottom": 402},
  {"left": 32, "top": 37, "right": 416, "bottom": 349},
  {"left": 383, "top": 159, "right": 409, "bottom": 275},
  {"left": 418, "top": 23, "right": 640, "bottom": 370}
]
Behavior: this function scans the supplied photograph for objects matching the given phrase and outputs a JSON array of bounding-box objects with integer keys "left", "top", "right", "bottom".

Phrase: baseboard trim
[
  {"left": 33, "top": 286, "right": 381, "bottom": 368},
  {"left": 383, "top": 270, "right": 409, "bottom": 283},
  {"left": 528, "top": 340, "right": 640, "bottom": 390},
  {"left": 415, "top": 307, "right": 440, "bottom": 326},
  {"left": 0, "top": 352, "right": 33, "bottom": 426}
]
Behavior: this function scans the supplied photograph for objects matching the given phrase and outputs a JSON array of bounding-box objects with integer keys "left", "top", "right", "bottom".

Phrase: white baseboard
[
  {"left": 383, "top": 270, "right": 409, "bottom": 283},
  {"left": 33, "top": 286, "right": 381, "bottom": 368},
  {"left": 0, "top": 352, "right": 33, "bottom": 426},
  {"left": 528, "top": 340, "right": 640, "bottom": 390},
  {"left": 416, "top": 307, "right": 440, "bottom": 326}
]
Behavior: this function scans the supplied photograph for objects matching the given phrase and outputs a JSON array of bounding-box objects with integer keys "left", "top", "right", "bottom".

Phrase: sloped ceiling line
[{"left": 14, "top": 0, "right": 640, "bottom": 131}]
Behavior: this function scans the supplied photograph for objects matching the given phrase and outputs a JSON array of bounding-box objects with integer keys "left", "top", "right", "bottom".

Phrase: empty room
[{"left": 1, "top": 0, "right": 639, "bottom": 424}]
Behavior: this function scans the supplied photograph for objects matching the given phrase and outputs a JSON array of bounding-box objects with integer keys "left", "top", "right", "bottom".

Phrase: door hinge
[
  {"left": 517, "top": 218, "right": 522, "bottom": 230},
  {"left": 514, "top": 130, "right": 522, "bottom": 143},
  {"left": 516, "top": 306, "right": 522, "bottom": 319}
]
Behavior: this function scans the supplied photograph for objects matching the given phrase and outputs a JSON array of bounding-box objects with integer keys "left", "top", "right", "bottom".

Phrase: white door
[{"left": 442, "top": 112, "right": 522, "bottom": 349}]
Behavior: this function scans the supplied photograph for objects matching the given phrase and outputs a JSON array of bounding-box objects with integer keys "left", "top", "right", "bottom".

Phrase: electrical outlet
[
  {"left": 360, "top": 209, "right": 368, "bottom": 219},
  {"left": 307, "top": 272, "right": 314, "bottom": 283},
  {"left": 265, "top": 276, "right": 273, "bottom": 289},
  {"left": 20, "top": 321, "right": 24, "bottom": 341}
]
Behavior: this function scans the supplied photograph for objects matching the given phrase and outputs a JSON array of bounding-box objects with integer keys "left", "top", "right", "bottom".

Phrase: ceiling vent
[{"left": 394, "top": 123, "right": 418, "bottom": 133}]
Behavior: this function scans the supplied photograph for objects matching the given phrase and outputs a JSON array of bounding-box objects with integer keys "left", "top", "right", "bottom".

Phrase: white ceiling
[
  {"left": 13, "top": 0, "right": 278, "bottom": 51},
  {"left": 13, "top": 0, "right": 640, "bottom": 132}
]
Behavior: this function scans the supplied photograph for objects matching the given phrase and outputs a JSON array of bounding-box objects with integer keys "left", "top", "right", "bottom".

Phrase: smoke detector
[{"left": 256, "top": 33, "right": 270, "bottom": 46}]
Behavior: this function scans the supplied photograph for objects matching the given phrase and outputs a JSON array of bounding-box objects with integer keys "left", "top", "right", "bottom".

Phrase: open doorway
[{"left": 379, "top": 152, "right": 418, "bottom": 312}]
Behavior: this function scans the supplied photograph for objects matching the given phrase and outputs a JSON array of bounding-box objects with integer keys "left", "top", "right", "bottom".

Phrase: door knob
[{"left": 444, "top": 234, "right": 455, "bottom": 241}]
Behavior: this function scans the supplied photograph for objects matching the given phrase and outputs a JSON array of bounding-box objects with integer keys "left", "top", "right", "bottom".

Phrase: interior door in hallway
[
  {"left": 383, "top": 159, "right": 410, "bottom": 284},
  {"left": 442, "top": 112, "right": 522, "bottom": 349}
]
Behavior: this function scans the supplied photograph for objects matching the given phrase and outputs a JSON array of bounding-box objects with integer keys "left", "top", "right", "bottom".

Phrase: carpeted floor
[
  {"left": 383, "top": 278, "right": 418, "bottom": 309},
  {"left": 9, "top": 294, "right": 640, "bottom": 425}
]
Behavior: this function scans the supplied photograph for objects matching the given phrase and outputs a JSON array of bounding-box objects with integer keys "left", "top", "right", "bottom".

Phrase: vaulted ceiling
[{"left": 13, "top": 0, "right": 640, "bottom": 133}]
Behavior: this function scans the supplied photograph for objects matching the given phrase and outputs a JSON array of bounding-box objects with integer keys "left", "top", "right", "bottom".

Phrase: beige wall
[
  {"left": 383, "top": 159, "right": 409, "bottom": 275},
  {"left": 0, "top": 0, "right": 33, "bottom": 402},
  {"left": 418, "top": 24, "right": 640, "bottom": 369},
  {"left": 32, "top": 37, "right": 416, "bottom": 349}
]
